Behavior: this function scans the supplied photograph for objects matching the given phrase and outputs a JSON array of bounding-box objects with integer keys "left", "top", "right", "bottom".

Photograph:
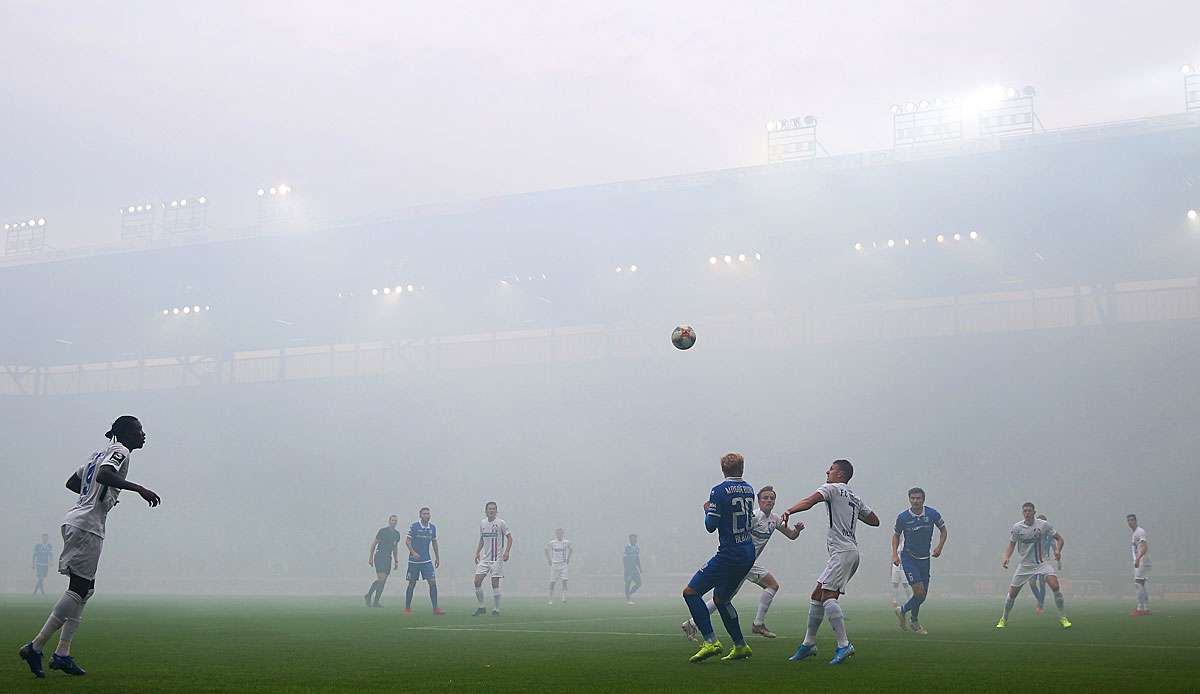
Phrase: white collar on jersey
[{"left": 724, "top": 476, "right": 744, "bottom": 481}]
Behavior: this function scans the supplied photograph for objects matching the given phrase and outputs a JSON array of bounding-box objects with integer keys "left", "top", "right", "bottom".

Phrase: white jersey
[
  {"left": 61, "top": 441, "right": 131, "bottom": 539},
  {"left": 546, "top": 538, "right": 571, "bottom": 564},
  {"left": 479, "top": 518, "right": 510, "bottom": 562},
  {"left": 1131, "top": 527, "right": 1150, "bottom": 565},
  {"left": 816, "top": 482, "right": 871, "bottom": 554},
  {"left": 1010, "top": 519, "right": 1055, "bottom": 568},
  {"left": 749, "top": 510, "right": 781, "bottom": 558}
]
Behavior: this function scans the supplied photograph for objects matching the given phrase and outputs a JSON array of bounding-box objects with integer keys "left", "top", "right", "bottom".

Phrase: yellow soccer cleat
[
  {"left": 995, "top": 618, "right": 1007, "bottom": 629},
  {"left": 721, "top": 644, "right": 753, "bottom": 661},
  {"left": 1059, "top": 617, "right": 1072, "bottom": 629},
  {"left": 688, "top": 640, "right": 724, "bottom": 663}
]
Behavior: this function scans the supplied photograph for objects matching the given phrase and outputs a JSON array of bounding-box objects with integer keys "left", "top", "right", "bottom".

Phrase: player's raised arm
[
  {"left": 779, "top": 490, "right": 825, "bottom": 523},
  {"left": 65, "top": 471, "right": 82, "bottom": 494},
  {"left": 94, "top": 466, "right": 160, "bottom": 507}
]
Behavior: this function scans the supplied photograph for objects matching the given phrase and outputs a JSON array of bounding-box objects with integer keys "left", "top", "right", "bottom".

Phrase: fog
[{"left": 2, "top": 4, "right": 1199, "bottom": 606}]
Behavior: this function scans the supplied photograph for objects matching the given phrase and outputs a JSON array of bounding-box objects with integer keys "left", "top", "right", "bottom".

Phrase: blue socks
[
  {"left": 429, "top": 584, "right": 438, "bottom": 609},
  {"left": 405, "top": 583, "right": 415, "bottom": 609},
  {"left": 684, "top": 593, "right": 716, "bottom": 642},
  {"left": 715, "top": 601, "right": 745, "bottom": 647},
  {"left": 902, "top": 593, "right": 925, "bottom": 622}
]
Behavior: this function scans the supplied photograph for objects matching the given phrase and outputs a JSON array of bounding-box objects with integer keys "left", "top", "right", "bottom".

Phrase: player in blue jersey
[
  {"left": 33, "top": 534, "right": 53, "bottom": 595},
  {"left": 682, "top": 453, "right": 757, "bottom": 663},
  {"left": 1028, "top": 514, "right": 1055, "bottom": 614},
  {"left": 403, "top": 507, "right": 444, "bottom": 615},
  {"left": 623, "top": 535, "right": 642, "bottom": 604},
  {"left": 890, "top": 487, "right": 947, "bottom": 635}
]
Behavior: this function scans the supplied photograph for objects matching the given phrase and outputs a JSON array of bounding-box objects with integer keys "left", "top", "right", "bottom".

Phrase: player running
[
  {"left": 403, "top": 507, "right": 443, "bottom": 614},
  {"left": 891, "top": 487, "right": 947, "bottom": 635},
  {"left": 1128, "top": 514, "right": 1151, "bottom": 616},
  {"left": 682, "top": 453, "right": 757, "bottom": 663},
  {"left": 19, "top": 416, "right": 161, "bottom": 679},
  {"left": 473, "top": 501, "right": 512, "bottom": 616},
  {"left": 996, "top": 502, "right": 1071, "bottom": 629},
  {"left": 682, "top": 485, "right": 803, "bottom": 640},
  {"left": 1028, "top": 513, "right": 1056, "bottom": 614},
  {"left": 782, "top": 459, "right": 880, "bottom": 666},
  {"left": 545, "top": 528, "right": 573, "bottom": 605},
  {"left": 33, "top": 534, "right": 53, "bottom": 596},
  {"left": 623, "top": 534, "right": 642, "bottom": 604},
  {"left": 365, "top": 515, "right": 401, "bottom": 607}
]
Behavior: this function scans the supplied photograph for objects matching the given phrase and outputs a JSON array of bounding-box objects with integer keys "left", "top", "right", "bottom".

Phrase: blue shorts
[
  {"left": 901, "top": 555, "right": 931, "bottom": 587},
  {"left": 687, "top": 552, "right": 754, "bottom": 602},
  {"left": 406, "top": 561, "right": 435, "bottom": 581}
]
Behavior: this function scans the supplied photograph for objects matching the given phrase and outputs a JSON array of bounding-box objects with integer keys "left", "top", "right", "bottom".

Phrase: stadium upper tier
[{"left": 2, "top": 113, "right": 1198, "bottom": 366}]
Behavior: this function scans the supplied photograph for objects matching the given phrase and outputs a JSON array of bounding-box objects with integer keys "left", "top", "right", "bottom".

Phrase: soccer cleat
[
  {"left": 404, "top": 608, "right": 413, "bottom": 614},
  {"left": 1036, "top": 607, "right": 1045, "bottom": 615},
  {"left": 895, "top": 605, "right": 908, "bottom": 631},
  {"left": 18, "top": 643, "right": 45, "bottom": 678},
  {"left": 49, "top": 653, "right": 86, "bottom": 676},
  {"left": 995, "top": 618, "right": 1007, "bottom": 629},
  {"left": 471, "top": 607, "right": 486, "bottom": 617},
  {"left": 681, "top": 620, "right": 698, "bottom": 642},
  {"left": 626, "top": 600, "right": 636, "bottom": 606},
  {"left": 372, "top": 602, "right": 384, "bottom": 608},
  {"left": 911, "top": 624, "right": 928, "bottom": 636},
  {"left": 721, "top": 644, "right": 752, "bottom": 661},
  {"left": 688, "top": 640, "right": 723, "bottom": 663},
  {"left": 363, "top": 594, "right": 372, "bottom": 607},
  {"left": 548, "top": 601, "right": 555, "bottom": 606},
  {"left": 1059, "top": 617, "right": 1072, "bottom": 629},
  {"left": 829, "top": 643, "right": 855, "bottom": 665},
  {"left": 432, "top": 608, "right": 446, "bottom": 615},
  {"left": 751, "top": 623, "right": 776, "bottom": 638},
  {"left": 491, "top": 609, "right": 500, "bottom": 616},
  {"left": 788, "top": 643, "right": 818, "bottom": 662}
]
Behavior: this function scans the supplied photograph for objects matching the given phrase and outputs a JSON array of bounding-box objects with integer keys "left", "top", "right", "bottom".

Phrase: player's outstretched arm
[
  {"left": 94, "top": 467, "right": 160, "bottom": 506},
  {"left": 780, "top": 491, "right": 825, "bottom": 524},
  {"left": 778, "top": 520, "right": 803, "bottom": 540},
  {"left": 65, "top": 471, "right": 82, "bottom": 494}
]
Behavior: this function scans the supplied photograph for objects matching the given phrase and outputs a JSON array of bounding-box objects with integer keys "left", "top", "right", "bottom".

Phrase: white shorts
[
  {"left": 817, "top": 550, "right": 860, "bottom": 593},
  {"left": 550, "top": 563, "right": 568, "bottom": 581},
  {"left": 475, "top": 560, "right": 504, "bottom": 578},
  {"left": 890, "top": 563, "right": 908, "bottom": 585},
  {"left": 1011, "top": 562, "right": 1056, "bottom": 588},
  {"left": 59, "top": 524, "right": 104, "bottom": 582},
  {"left": 1134, "top": 564, "right": 1150, "bottom": 581}
]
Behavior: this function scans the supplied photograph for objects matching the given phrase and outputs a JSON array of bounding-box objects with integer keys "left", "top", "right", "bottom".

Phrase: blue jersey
[
  {"left": 894, "top": 507, "right": 945, "bottom": 559},
  {"left": 33, "top": 543, "right": 53, "bottom": 566},
  {"left": 623, "top": 543, "right": 640, "bottom": 571},
  {"left": 705, "top": 477, "right": 756, "bottom": 561},
  {"left": 406, "top": 522, "right": 436, "bottom": 563}
]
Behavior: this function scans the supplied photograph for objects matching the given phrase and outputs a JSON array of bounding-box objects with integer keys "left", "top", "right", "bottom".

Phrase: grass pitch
[{"left": 2, "top": 594, "right": 1197, "bottom": 692}]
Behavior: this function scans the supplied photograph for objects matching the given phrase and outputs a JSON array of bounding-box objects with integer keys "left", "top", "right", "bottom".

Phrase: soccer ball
[{"left": 671, "top": 325, "right": 696, "bottom": 350}]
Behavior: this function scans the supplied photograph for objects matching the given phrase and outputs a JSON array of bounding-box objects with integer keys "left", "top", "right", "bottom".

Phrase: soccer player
[
  {"left": 782, "top": 459, "right": 880, "bottom": 666},
  {"left": 682, "top": 485, "right": 803, "bottom": 640},
  {"left": 1128, "top": 514, "right": 1151, "bottom": 616},
  {"left": 623, "top": 534, "right": 642, "bottom": 604},
  {"left": 33, "top": 533, "right": 53, "bottom": 596},
  {"left": 889, "top": 545, "right": 912, "bottom": 613},
  {"left": 365, "top": 515, "right": 401, "bottom": 608},
  {"left": 891, "top": 487, "right": 947, "bottom": 635},
  {"left": 19, "top": 415, "right": 161, "bottom": 679},
  {"left": 1028, "top": 513, "right": 1055, "bottom": 614},
  {"left": 545, "top": 528, "right": 573, "bottom": 605},
  {"left": 996, "top": 502, "right": 1071, "bottom": 629},
  {"left": 473, "top": 501, "right": 512, "bottom": 616},
  {"left": 403, "top": 507, "right": 443, "bottom": 614}
]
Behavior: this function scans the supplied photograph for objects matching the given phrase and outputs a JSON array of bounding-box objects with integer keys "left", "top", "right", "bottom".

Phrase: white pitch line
[
  {"left": 405, "top": 626, "right": 676, "bottom": 638},
  {"left": 422, "top": 613, "right": 677, "bottom": 628}
]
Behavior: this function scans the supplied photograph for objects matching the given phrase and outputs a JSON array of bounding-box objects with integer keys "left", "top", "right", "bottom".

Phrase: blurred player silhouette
[
  {"left": 1128, "top": 514, "right": 1151, "bottom": 616},
  {"left": 473, "top": 502, "right": 512, "bottom": 616},
  {"left": 623, "top": 534, "right": 642, "bottom": 604},
  {"left": 545, "top": 528, "right": 572, "bottom": 605},
  {"left": 33, "top": 533, "right": 53, "bottom": 595},
  {"left": 365, "top": 515, "right": 401, "bottom": 607},
  {"left": 996, "top": 502, "right": 1070, "bottom": 629}
]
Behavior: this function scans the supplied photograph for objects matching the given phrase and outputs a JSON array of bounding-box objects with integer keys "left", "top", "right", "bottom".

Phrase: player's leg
[
  {"left": 1030, "top": 574, "right": 1046, "bottom": 612},
  {"left": 998, "top": 582, "right": 1022, "bottom": 627},
  {"left": 373, "top": 568, "right": 390, "bottom": 607},
  {"left": 560, "top": 578, "right": 568, "bottom": 603},
  {"left": 751, "top": 572, "right": 778, "bottom": 635},
  {"left": 711, "top": 566, "right": 750, "bottom": 650},
  {"left": 491, "top": 575, "right": 502, "bottom": 613},
  {"left": 405, "top": 579, "right": 417, "bottom": 611},
  {"left": 1134, "top": 577, "right": 1149, "bottom": 614},
  {"left": 548, "top": 579, "right": 556, "bottom": 604},
  {"left": 1045, "top": 573, "right": 1070, "bottom": 626},
  {"left": 428, "top": 577, "right": 441, "bottom": 613},
  {"left": 683, "top": 560, "right": 721, "bottom": 645},
  {"left": 819, "top": 551, "right": 858, "bottom": 664},
  {"left": 473, "top": 566, "right": 488, "bottom": 615}
]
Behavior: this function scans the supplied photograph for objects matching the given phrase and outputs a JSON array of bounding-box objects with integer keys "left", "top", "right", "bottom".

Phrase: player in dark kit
[
  {"left": 365, "top": 515, "right": 402, "bottom": 608},
  {"left": 682, "top": 453, "right": 757, "bottom": 663},
  {"left": 33, "top": 534, "right": 53, "bottom": 595}
]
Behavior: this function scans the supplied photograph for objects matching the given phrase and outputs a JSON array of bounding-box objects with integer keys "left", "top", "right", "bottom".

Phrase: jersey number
[
  {"left": 79, "top": 453, "right": 102, "bottom": 499},
  {"left": 731, "top": 497, "right": 752, "bottom": 534}
]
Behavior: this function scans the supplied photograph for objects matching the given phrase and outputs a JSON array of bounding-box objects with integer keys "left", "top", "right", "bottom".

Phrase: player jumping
[
  {"left": 682, "top": 453, "right": 757, "bottom": 663},
  {"left": 19, "top": 415, "right": 161, "bottom": 679},
  {"left": 782, "top": 459, "right": 879, "bottom": 665},
  {"left": 1128, "top": 514, "right": 1151, "bottom": 616},
  {"left": 404, "top": 507, "right": 443, "bottom": 614},
  {"left": 996, "top": 502, "right": 1071, "bottom": 629},
  {"left": 473, "top": 501, "right": 512, "bottom": 616},
  {"left": 891, "top": 487, "right": 947, "bottom": 635},
  {"left": 682, "top": 485, "right": 802, "bottom": 640},
  {"left": 365, "top": 515, "right": 401, "bottom": 607},
  {"left": 545, "top": 528, "right": 573, "bottom": 605}
]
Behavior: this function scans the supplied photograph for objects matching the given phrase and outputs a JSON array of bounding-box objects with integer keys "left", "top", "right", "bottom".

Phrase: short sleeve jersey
[
  {"left": 1010, "top": 519, "right": 1054, "bottom": 568},
  {"left": 623, "top": 544, "right": 640, "bottom": 571},
  {"left": 479, "top": 518, "right": 510, "bottom": 562},
  {"left": 33, "top": 543, "right": 53, "bottom": 566},
  {"left": 706, "top": 477, "right": 756, "bottom": 560},
  {"left": 374, "top": 527, "right": 402, "bottom": 560},
  {"left": 817, "top": 482, "right": 871, "bottom": 554},
  {"left": 546, "top": 539, "right": 571, "bottom": 565},
  {"left": 407, "top": 521, "right": 436, "bottom": 563},
  {"left": 1131, "top": 527, "right": 1150, "bottom": 565},
  {"left": 61, "top": 441, "right": 132, "bottom": 538},
  {"left": 893, "top": 507, "right": 945, "bottom": 559},
  {"left": 749, "top": 510, "right": 781, "bottom": 558}
]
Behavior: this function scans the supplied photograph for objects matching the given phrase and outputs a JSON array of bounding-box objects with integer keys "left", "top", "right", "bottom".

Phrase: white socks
[
  {"left": 475, "top": 587, "right": 485, "bottom": 606},
  {"left": 754, "top": 587, "right": 777, "bottom": 626},
  {"left": 1002, "top": 595, "right": 1016, "bottom": 620},
  {"left": 823, "top": 598, "right": 848, "bottom": 648},
  {"left": 802, "top": 600, "right": 824, "bottom": 646},
  {"left": 493, "top": 591, "right": 501, "bottom": 609},
  {"left": 33, "top": 591, "right": 84, "bottom": 654},
  {"left": 1136, "top": 582, "right": 1149, "bottom": 610}
]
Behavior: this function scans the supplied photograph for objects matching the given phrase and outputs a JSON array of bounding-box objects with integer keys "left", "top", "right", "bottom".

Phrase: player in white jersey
[
  {"left": 545, "top": 528, "right": 573, "bottom": 604},
  {"left": 1127, "top": 514, "right": 1151, "bottom": 616},
  {"left": 19, "top": 416, "right": 162, "bottom": 679},
  {"left": 472, "top": 501, "right": 513, "bottom": 616},
  {"left": 996, "top": 502, "right": 1070, "bottom": 629},
  {"left": 781, "top": 460, "right": 880, "bottom": 665},
  {"left": 890, "top": 535, "right": 912, "bottom": 611},
  {"left": 682, "top": 485, "right": 804, "bottom": 640}
]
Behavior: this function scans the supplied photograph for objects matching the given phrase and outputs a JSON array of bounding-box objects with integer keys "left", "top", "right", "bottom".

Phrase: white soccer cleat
[{"left": 681, "top": 619, "right": 698, "bottom": 641}]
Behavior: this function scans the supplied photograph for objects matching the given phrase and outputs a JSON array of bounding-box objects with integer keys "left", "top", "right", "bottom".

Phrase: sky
[{"left": 2, "top": 0, "right": 1199, "bottom": 245}]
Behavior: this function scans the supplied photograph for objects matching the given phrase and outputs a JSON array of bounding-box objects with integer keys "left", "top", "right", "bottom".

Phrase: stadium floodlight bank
[
  {"left": 767, "top": 116, "right": 819, "bottom": 163},
  {"left": 4, "top": 218, "right": 47, "bottom": 256},
  {"left": 891, "top": 99, "right": 963, "bottom": 147}
]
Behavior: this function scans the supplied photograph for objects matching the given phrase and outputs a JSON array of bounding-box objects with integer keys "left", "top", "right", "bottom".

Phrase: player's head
[
  {"left": 485, "top": 501, "right": 498, "bottom": 520},
  {"left": 388, "top": 514, "right": 398, "bottom": 528},
  {"left": 1126, "top": 513, "right": 1138, "bottom": 529},
  {"left": 106, "top": 415, "right": 146, "bottom": 450},
  {"left": 757, "top": 486, "right": 776, "bottom": 513},
  {"left": 827, "top": 459, "right": 853, "bottom": 483},
  {"left": 907, "top": 487, "right": 925, "bottom": 509},
  {"left": 1022, "top": 502, "right": 1035, "bottom": 521},
  {"left": 628, "top": 533, "right": 637, "bottom": 545},
  {"left": 419, "top": 507, "right": 431, "bottom": 523},
  {"left": 555, "top": 527, "right": 564, "bottom": 540},
  {"left": 720, "top": 453, "right": 744, "bottom": 478}
]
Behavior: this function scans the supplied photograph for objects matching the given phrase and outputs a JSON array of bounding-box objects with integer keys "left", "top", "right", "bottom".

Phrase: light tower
[{"left": 766, "top": 116, "right": 821, "bottom": 163}]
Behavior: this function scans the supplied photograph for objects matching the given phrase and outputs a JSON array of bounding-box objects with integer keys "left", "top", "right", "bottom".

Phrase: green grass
[{"left": 2, "top": 594, "right": 1198, "bottom": 692}]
